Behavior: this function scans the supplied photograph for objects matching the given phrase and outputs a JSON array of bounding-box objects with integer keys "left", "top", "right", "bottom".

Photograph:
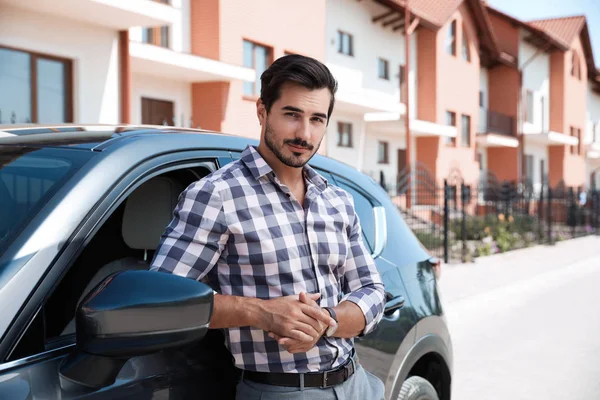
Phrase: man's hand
[
  {"left": 268, "top": 292, "right": 334, "bottom": 354},
  {"left": 258, "top": 292, "right": 335, "bottom": 343}
]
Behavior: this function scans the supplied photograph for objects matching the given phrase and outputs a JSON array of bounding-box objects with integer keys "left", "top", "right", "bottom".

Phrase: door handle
[{"left": 384, "top": 294, "right": 405, "bottom": 316}]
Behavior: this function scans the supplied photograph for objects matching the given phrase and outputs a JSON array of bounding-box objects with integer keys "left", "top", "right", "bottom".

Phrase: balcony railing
[{"left": 479, "top": 108, "right": 515, "bottom": 137}]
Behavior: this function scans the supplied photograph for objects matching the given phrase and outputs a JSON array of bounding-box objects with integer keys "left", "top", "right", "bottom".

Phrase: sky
[{"left": 486, "top": 0, "right": 600, "bottom": 65}]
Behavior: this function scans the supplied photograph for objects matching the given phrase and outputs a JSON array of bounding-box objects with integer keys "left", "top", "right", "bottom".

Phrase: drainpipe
[
  {"left": 404, "top": 1, "right": 419, "bottom": 208},
  {"left": 119, "top": 30, "right": 131, "bottom": 124}
]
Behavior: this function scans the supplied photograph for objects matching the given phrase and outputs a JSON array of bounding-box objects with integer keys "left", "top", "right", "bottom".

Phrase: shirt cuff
[{"left": 341, "top": 285, "right": 385, "bottom": 336}]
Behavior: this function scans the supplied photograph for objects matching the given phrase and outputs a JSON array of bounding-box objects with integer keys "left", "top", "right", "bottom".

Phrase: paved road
[{"left": 440, "top": 236, "right": 600, "bottom": 399}]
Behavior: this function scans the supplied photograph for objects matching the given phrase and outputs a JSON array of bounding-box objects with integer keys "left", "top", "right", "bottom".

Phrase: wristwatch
[{"left": 323, "top": 307, "right": 339, "bottom": 337}]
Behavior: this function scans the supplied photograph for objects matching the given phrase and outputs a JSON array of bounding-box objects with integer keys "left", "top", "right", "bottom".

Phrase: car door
[
  {"left": 0, "top": 150, "right": 236, "bottom": 400},
  {"left": 331, "top": 176, "right": 417, "bottom": 389}
]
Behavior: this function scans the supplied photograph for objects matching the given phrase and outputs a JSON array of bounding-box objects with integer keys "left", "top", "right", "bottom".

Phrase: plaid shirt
[{"left": 150, "top": 145, "right": 385, "bottom": 373}]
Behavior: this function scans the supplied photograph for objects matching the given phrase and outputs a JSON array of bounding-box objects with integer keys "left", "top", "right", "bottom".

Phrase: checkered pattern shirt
[{"left": 150, "top": 145, "right": 385, "bottom": 373}]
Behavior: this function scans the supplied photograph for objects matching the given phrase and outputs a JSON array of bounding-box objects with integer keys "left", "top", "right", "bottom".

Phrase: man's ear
[{"left": 256, "top": 98, "right": 267, "bottom": 126}]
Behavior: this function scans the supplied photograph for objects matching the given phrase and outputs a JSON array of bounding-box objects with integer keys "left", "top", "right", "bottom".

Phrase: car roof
[{"left": 0, "top": 124, "right": 371, "bottom": 185}]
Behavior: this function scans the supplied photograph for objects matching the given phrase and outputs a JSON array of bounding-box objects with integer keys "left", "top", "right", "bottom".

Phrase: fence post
[
  {"left": 461, "top": 183, "right": 467, "bottom": 263},
  {"left": 547, "top": 186, "right": 553, "bottom": 244},
  {"left": 443, "top": 180, "right": 449, "bottom": 263}
]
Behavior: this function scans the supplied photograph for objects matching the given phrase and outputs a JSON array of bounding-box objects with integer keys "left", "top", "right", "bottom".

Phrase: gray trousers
[{"left": 235, "top": 364, "right": 385, "bottom": 400}]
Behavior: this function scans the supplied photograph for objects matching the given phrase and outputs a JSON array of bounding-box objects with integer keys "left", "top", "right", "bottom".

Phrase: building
[{"left": 1, "top": 0, "right": 599, "bottom": 192}]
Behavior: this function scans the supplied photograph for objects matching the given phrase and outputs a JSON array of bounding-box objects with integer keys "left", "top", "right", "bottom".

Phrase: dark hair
[{"left": 260, "top": 54, "right": 338, "bottom": 121}]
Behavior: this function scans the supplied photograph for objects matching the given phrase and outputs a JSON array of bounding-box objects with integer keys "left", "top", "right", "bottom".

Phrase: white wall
[
  {"left": 479, "top": 68, "right": 489, "bottom": 132},
  {"left": 326, "top": 112, "right": 364, "bottom": 169},
  {"left": 0, "top": 6, "right": 120, "bottom": 124},
  {"left": 519, "top": 29, "right": 550, "bottom": 134},
  {"left": 524, "top": 141, "right": 549, "bottom": 191},
  {"left": 585, "top": 85, "right": 600, "bottom": 144},
  {"left": 325, "top": 0, "right": 417, "bottom": 118},
  {"left": 362, "top": 128, "right": 407, "bottom": 186},
  {"left": 131, "top": 73, "right": 192, "bottom": 126}
]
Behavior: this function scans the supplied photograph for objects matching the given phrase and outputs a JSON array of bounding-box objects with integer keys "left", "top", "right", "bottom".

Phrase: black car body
[{"left": 0, "top": 126, "right": 452, "bottom": 399}]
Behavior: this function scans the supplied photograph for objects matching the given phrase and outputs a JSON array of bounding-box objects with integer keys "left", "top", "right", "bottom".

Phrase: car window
[
  {"left": 7, "top": 161, "right": 215, "bottom": 361},
  {"left": 333, "top": 177, "right": 376, "bottom": 252},
  {"left": 0, "top": 147, "right": 91, "bottom": 255}
]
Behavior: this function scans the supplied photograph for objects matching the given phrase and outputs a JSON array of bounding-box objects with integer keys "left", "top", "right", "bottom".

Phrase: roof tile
[{"left": 528, "top": 16, "right": 586, "bottom": 48}]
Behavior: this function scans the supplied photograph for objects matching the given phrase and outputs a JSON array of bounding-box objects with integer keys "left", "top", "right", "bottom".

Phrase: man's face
[{"left": 257, "top": 83, "right": 331, "bottom": 168}]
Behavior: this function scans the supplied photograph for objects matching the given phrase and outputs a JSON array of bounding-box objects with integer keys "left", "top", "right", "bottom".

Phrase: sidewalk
[{"left": 438, "top": 235, "right": 600, "bottom": 304}]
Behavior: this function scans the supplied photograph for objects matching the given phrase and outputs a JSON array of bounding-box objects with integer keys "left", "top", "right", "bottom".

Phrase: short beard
[{"left": 264, "top": 120, "right": 321, "bottom": 168}]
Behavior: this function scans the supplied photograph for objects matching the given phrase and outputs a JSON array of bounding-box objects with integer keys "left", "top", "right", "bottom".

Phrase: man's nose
[{"left": 297, "top": 119, "right": 311, "bottom": 142}]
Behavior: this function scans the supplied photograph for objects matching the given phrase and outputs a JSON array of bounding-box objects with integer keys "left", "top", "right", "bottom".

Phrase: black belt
[{"left": 241, "top": 353, "right": 358, "bottom": 389}]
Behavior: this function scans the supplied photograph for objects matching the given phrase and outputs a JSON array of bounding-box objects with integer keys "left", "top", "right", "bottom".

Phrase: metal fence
[{"left": 379, "top": 167, "right": 600, "bottom": 263}]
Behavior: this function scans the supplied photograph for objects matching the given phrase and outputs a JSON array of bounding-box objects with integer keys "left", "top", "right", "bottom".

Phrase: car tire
[{"left": 398, "top": 376, "right": 439, "bottom": 400}]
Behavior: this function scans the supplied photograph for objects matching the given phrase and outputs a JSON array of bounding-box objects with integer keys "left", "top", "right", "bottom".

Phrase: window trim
[
  {"left": 337, "top": 121, "right": 353, "bottom": 148},
  {"left": 0, "top": 44, "right": 73, "bottom": 124},
  {"left": 445, "top": 110, "right": 457, "bottom": 146},
  {"left": 337, "top": 30, "right": 354, "bottom": 56},
  {"left": 242, "top": 39, "right": 273, "bottom": 98},
  {"left": 378, "top": 141, "right": 389, "bottom": 164},
  {"left": 461, "top": 114, "right": 471, "bottom": 147},
  {"left": 461, "top": 25, "right": 470, "bottom": 62},
  {"left": 446, "top": 20, "right": 457, "bottom": 56},
  {"left": 378, "top": 57, "right": 390, "bottom": 80}
]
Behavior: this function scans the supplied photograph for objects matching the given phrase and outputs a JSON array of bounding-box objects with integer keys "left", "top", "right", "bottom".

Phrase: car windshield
[{"left": 0, "top": 147, "right": 92, "bottom": 255}]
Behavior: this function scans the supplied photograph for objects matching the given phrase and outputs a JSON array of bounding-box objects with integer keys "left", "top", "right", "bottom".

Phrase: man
[{"left": 150, "top": 54, "right": 386, "bottom": 399}]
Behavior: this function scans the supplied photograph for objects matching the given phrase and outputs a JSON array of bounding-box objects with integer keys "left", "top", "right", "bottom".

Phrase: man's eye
[
  {"left": 286, "top": 113, "right": 299, "bottom": 118},
  {"left": 312, "top": 117, "right": 324, "bottom": 124}
]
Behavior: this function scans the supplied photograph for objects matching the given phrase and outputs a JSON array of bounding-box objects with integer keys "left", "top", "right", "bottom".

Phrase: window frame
[
  {"left": 461, "top": 114, "right": 471, "bottom": 147},
  {"left": 445, "top": 110, "right": 457, "bottom": 146},
  {"left": 377, "top": 141, "right": 389, "bottom": 164},
  {"left": 378, "top": 58, "right": 390, "bottom": 80},
  {"left": 337, "top": 30, "right": 354, "bottom": 56},
  {"left": 243, "top": 39, "right": 273, "bottom": 98},
  {"left": 337, "top": 121, "right": 353, "bottom": 148},
  {"left": 0, "top": 45, "right": 73, "bottom": 124},
  {"left": 461, "top": 25, "right": 470, "bottom": 62},
  {"left": 0, "top": 152, "right": 225, "bottom": 364},
  {"left": 525, "top": 90, "right": 534, "bottom": 124},
  {"left": 446, "top": 20, "right": 457, "bottom": 56}
]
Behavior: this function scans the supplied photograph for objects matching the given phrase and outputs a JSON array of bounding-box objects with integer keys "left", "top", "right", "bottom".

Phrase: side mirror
[{"left": 59, "top": 270, "right": 213, "bottom": 389}]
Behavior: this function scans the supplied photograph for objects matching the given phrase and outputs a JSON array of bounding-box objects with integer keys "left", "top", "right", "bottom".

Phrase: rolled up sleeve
[
  {"left": 341, "top": 198, "right": 386, "bottom": 336},
  {"left": 150, "top": 179, "right": 229, "bottom": 281}
]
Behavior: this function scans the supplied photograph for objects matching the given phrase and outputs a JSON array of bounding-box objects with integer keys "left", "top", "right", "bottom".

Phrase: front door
[{"left": 141, "top": 98, "right": 174, "bottom": 126}]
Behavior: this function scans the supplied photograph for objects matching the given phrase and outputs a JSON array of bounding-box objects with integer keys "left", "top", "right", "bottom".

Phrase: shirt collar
[{"left": 241, "top": 145, "right": 329, "bottom": 191}]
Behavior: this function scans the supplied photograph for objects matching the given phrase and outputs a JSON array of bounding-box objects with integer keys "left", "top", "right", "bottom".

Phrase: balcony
[
  {"left": 477, "top": 108, "right": 518, "bottom": 148},
  {"left": 0, "top": 0, "right": 179, "bottom": 29},
  {"left": 129, "top": 41, "right": 255, "bottom": 83},
  {"left": 478, "top": 109, "right": 515, "bottom": 137},
  {"left": 326, "top": 63, "right": 405, "bottom": 115}
]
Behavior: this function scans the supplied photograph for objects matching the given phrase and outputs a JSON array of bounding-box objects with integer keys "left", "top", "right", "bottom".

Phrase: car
[{"left": 0, "top": 125, "right": 452, "bottom": 400}]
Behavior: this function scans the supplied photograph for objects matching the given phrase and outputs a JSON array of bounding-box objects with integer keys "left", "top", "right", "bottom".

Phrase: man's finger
[
  {"left": 288, "top": 329, "right": 313, "bottom": 343},
  {"left": 301, "top": 304, "right": 334, "bottom": 327}
]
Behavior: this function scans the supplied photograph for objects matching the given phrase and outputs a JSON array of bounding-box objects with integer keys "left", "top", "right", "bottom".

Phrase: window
[
  {"left": 141, "top": 26, "right": 169, "bottom": 48},
  {"left": 337, "top": 122, "right": 353, "bottom": 147},
  {"left": 445, "top": 111, "right": 456, "bottom": 146},
  {"left": 570, "top": 126, "right": 581, "bottom": 155},
  {"left": 525, "top": 155, "right": 534, "bottom": 181},
  {"left": 8, "top": 163, "right": 215, "bottom": 361},
  {"left": 461, "top": 114, "right": 471, "bottom": 147},
  {"left": 446, "top": 20, "right": 457, "bottom": 56},
  {"left": 571, "top": 51, "right": 581, "bottom": 80},
  {"left": 378, "top": 141, "right": 389, "bottom": 164},
  {"left": 334, "top": 179, "right": 375, "bottom": 251},
  {"left": 479, "top": 91, "right": 484, "bottom": 108},
  {"left": 243, "top": 40, "right": 272, "bottom": 97},
  {"left": 378, "top": 58, "right": 389, "bottom": 80},
  {"left": 0, "top": 46, "right": 72, "bottom": 124},
  {"left": 337, "top": 31, "right": 353, "bottom": 56},
  {"left": 541, "top": 95, "right": 546, "bottom": 132},
  {"left": 399, "top": 65, "right": 407, "bottom": 103},
  {"left": 461, "top": 26, "right": 470, "bottom": 62},
  {"left": 525, "top": 90, "right": 534, "bottom": 123}
]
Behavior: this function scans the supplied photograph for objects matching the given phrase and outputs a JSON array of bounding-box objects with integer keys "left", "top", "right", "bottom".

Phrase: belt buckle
[{"left": 322, "top": 370, "right": 329, "bottom": 388}]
